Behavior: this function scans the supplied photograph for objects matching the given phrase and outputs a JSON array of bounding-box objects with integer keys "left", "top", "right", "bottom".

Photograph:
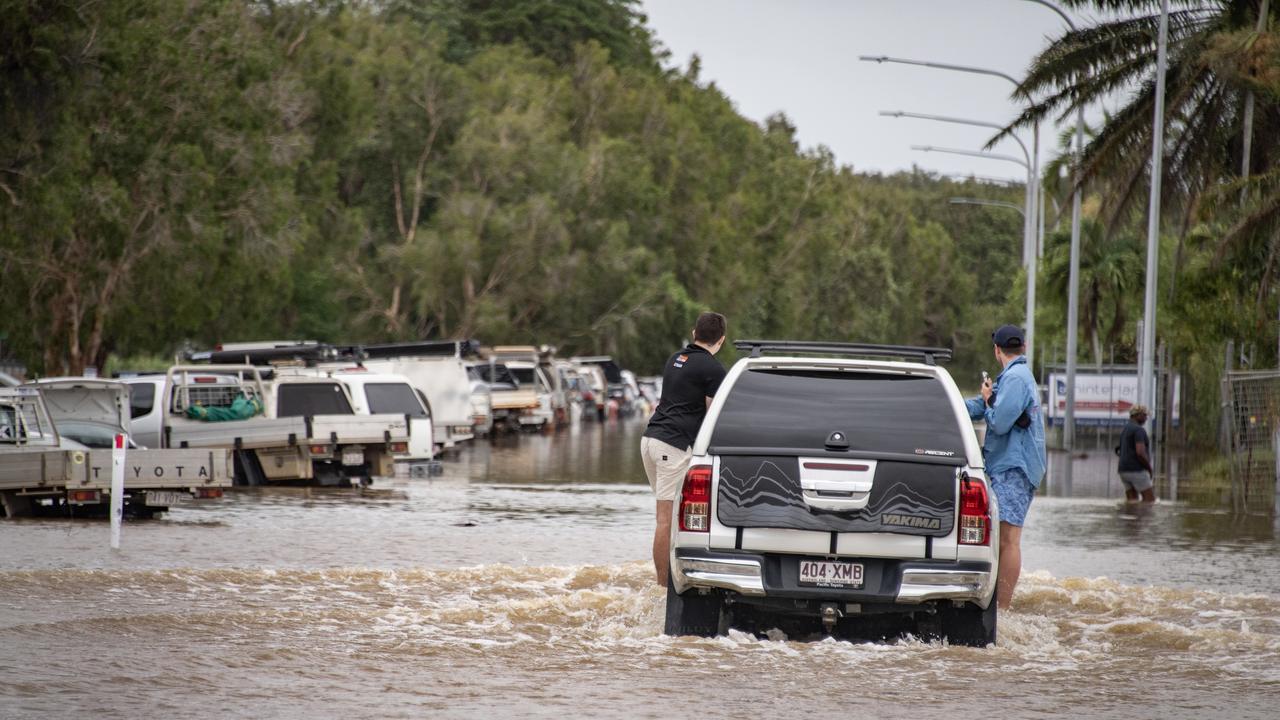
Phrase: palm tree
[
  {"left": 1004, "top": 1, "right": 1278, "bottom": 260},
  {"left": 1043, "top": 217, "right": 1144, "bottom": 365}
]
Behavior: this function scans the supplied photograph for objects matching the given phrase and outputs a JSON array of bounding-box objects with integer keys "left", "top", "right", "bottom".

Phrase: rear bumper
[{"left": 672, "top": 548, "right": 992, "bottom": 606}]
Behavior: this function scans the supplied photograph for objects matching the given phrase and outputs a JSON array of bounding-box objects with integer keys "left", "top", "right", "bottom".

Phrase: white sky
[{"left": 640, "top": 0, "right": 1111, "bottom": 183}]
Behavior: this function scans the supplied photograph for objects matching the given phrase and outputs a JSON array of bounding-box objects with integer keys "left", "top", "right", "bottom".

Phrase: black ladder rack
[{"left": 733, "top": 340, "right": 952, "bottom": 366}]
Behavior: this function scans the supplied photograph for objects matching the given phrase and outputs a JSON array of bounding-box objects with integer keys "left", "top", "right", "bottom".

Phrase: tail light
[
  {"left": 959, "top": 475, "right": 990, "bottom": 545},
  {"left": 196, "top": 488, "right": 223, "bottom": 499},
  {"left": 679, "top": 464, "right": 713, "bottom": 532},
  {"left": 308, "top": 444, "right": 332, "bottom": 457},
  {"left": 68, "top": 489, "right": 101, "bottom": 504},
  {"left": 388, "top": 441, "right": 409, "bottom": 454}
]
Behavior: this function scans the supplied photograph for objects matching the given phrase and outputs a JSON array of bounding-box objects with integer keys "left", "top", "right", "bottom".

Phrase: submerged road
[{"left": 1, "top": 419, "right": 1277, "bottom": 719}]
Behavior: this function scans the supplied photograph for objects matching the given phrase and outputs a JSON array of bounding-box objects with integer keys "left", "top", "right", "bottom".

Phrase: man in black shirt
[
  {"left": 1117, "top": 404, "right": 1156, "bottom": 503},
  {"left": 641, "top": 311, "right": 727, "bottom": 587}
]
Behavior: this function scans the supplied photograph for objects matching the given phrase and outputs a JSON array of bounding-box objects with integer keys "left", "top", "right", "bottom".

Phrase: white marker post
[{"left": 110, "top": 432, "right": 125, "bottom": 550}]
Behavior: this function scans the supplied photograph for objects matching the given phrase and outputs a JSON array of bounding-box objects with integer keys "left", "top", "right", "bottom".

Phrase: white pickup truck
[
  {"left": 0, "top": 385, "right": 232, "bottom": 518},
  {"left": 122, "top": 365, "right": 409, "bottom": 486},
  {"left": 666, "top": 341, "right": 998, "bottom": 646}
]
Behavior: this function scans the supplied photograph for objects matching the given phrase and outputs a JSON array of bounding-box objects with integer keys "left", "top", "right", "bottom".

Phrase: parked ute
[
  {"left": 499, "top": 360, "right": 555, "bottom": 428},
  {"left": 262, "top": 372, "right": 412, "bottom": 485},
  {"left": 571, "top": 356, "right": 634, "bottom": 417},
  {"left": 571, "top": 362, "right": 608, "bottom": 421},
  {"left": 665, "top": 341, "right": 998, "bottom": 647},
  {"left": 121, "top": 365, "right": 407, "bottom": 487},
  {"left": 322, "top": 369, "right": 442, "bottom": 477},
  {"left": 467, "top": 361, "right": 541, "bottom": 430},
  {"left": 0, "top": 386, "right": 232, "bottom": 518},
  {"left": 191, "top": 340, "right": 477, "bottom": 450},
  {"left": 490, "top": 345, "right": 568, "bottom": 426},
  {"left": 25, "top": 378, "right": 138, "bottom": 448}
]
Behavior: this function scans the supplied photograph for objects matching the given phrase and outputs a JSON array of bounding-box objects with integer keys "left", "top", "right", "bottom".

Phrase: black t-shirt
[
  {"left": 643, "top": 344, "right": 727, "bottom": 450},
  {"left": 1118, "top": 420, "right": 1150, "bottom": 472}
]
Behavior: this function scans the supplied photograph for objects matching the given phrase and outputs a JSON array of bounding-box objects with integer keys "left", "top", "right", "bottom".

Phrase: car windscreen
[
  {"left": 55, "top": 421, "right": 119, "bottom": 448},
  {"left": 128, "top": 383, "right": 155, "bottom": 419},
  {"left": 709, "top": 368, "right": 965, "bottom": 457},
  {"left": 364, "top": 383, "right": 427, "bottom": 418},
  {"left": 276, "top": 383, "right": 353, "bottom": 417},
  {"left": 593, "top": 361, "right": 623, "bottom": 384},
  {"left": 472, "top": 364, "right": 518, "bottom": 386},
  {"left": 509, "top": 367, "right": 537, "bottom": 386}
]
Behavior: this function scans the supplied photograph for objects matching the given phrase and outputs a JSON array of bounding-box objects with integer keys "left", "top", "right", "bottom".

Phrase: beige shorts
[{"left": 641, "top": 436, "right": 691, "bottom": 501}]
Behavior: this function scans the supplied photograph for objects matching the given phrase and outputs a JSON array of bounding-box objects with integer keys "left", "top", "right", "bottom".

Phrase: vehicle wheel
[
  {"left": 663, "top": 578, "right": 726, "bottom": 637},
  {"left": 939, "top": 600, "right": 997, "bottom": 647}
]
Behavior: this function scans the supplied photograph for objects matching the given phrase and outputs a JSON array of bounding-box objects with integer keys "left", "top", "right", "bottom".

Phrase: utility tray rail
[{"left": 733, "top": 340, "right": 953, "bottom": 365}]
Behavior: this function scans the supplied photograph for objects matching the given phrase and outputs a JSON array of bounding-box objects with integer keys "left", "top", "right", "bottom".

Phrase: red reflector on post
[
  {"left": 679, "top": 464, "right": 713, "bottom": 532},
  {"left": 959, "top": 476, "right": 990, "bottom": 545}
]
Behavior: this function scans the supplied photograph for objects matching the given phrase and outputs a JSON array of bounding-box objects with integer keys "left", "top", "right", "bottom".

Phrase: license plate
[
  {"left": 799, "top": 560, "right": 864, "bottom": 589},
  {"left": 145, "top": 490, "right": 189, "bottom": 507},
  {"left": 341, "top": 450, "right": 364, "bottom": 466}
]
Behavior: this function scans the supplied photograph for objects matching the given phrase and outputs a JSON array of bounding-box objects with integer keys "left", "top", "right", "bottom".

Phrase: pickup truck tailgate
[
  {"left": 712, "top": 454, "right": 959, "bottom": 561},
  {"left": 308, "top": 414, "right": 410, "bottom": 444}
]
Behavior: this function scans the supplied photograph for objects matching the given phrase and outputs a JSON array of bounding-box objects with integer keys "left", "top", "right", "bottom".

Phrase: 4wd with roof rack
[{"left": 664, "top": 340, "right": 999, "bottom": 646}]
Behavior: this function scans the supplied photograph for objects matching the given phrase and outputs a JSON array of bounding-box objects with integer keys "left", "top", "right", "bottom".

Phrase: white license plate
[
  {"left": 799, "top": 560, "right": 864, "bottom": 588},
  {"left": 145, "top": 490, "right": 189, "bottom": 507},
  {"left": 341, "top": 450, "right": 365, "bottom": 466}
]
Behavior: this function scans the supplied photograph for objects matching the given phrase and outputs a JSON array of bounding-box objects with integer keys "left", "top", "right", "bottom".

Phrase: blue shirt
[{"left": 965, "top": 355, "right": 1047, "bottom": 487}]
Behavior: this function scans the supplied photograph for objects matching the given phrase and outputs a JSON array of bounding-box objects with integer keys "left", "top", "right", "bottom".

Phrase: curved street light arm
[
  {"left": 881, "top": 110, "right": 1031, "bottom": 168},
  {"left": 949, "top": 197, "right": 1026, "bottom": 217},
  {"left": 1021, "top": 0, "right": 1077, "bottom": 30},
  {"left": 911, "top": 145, "right": 1029, "bottom": 170},
  {"left": 858, "top": 55, "right": 1020, "bottom": 88}
]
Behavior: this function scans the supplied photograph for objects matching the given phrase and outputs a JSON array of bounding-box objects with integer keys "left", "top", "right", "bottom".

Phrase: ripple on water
[{"left": 2, "top": 563, "right": 1278, "bottom": 718}]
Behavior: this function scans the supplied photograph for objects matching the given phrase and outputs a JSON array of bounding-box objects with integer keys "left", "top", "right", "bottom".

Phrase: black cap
[{"left": 992, "top": 324, "right": 1025, "bottom": 350}]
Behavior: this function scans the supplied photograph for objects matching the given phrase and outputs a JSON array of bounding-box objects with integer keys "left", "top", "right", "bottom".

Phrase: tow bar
[{"left": 820, "top": 603, "right": 841, "bottom": 633}]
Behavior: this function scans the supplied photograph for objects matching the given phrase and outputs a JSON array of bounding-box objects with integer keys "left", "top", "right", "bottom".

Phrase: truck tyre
[
  {"left": 663, "top": 578, "right": 726, "bottom": 637},
  {"left": 939, "top": 600, "right": 997, "bottom": 647}
]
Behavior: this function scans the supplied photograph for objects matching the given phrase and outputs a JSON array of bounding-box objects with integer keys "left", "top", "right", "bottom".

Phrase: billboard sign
[{"left": 1046, "top": 372, "right": 1180, "bottom": 427}]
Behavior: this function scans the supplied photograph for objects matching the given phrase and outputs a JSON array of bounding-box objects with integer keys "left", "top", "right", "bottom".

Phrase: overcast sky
[{"left": 640, "top": 0, "right": 1111, "bottom": 183}]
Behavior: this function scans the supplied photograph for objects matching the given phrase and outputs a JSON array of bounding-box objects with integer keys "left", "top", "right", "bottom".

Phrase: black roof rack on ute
[
  {"left": 339, "top": 339, "right": 483, "bottom": 360},
  {"left": 733, "top": 340, "right": 953, "bottom": 366},
  {"left": 186, "top": 344, "right": 338, "bottom": 366}
]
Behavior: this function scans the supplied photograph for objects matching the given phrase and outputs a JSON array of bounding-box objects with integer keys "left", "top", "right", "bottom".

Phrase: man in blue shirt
[{"left": 965, "top": 325, "right": 1046, "bottom": 610}]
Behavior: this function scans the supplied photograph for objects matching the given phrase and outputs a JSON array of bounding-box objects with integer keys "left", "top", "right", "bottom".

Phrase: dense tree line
[
  {"left": 0, "top": 0, "right": 1023, "bottom": 381},
  {"left": 5, "top": 0, "right": 1271, "bottom": 445}
]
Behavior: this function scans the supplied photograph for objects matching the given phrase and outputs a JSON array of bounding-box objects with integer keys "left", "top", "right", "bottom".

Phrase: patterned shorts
[{"left": 990, "top": 467, "right": 1036, "bottom": 527}]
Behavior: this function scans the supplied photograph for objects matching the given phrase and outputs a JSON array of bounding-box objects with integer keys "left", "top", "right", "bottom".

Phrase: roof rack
[
  {"left": 733, "top": 340, "right": 953, "bottom": 366},
  {"left": 347, "top": 339, "right": 482, "bottom": 360},
  {"left": 187, "top": 344, "right": 338, "bottom": 366}
]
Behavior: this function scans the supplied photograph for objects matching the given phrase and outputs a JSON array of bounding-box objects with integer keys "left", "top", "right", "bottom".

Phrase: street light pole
[
  {"left": 861, "top": 54, "right": 1042, "bottom": 367},
  {"left": 1020, "top": 0, "right": 1089, "bottom": 453},
  {"left": 913, "top": 144, "right": 1036, "bottom": 367},
  {"left": 1139, "top": 0, "right": 1172, "bottom": 413}
]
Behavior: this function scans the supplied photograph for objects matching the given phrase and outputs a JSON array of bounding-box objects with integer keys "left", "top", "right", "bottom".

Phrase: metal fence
[{"left": 1222, "top": 370, "right": 1280, "bottom": 513}]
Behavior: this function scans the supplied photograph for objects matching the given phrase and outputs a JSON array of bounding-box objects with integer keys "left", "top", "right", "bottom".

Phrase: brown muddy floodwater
[{"left": 2, "top": 419, "right": 1279, "bottom": 719}]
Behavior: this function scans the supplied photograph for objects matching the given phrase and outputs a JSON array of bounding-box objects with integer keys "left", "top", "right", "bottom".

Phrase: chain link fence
[{"left": 1222, "top": 370, "right": 1280, "bottom": 513}]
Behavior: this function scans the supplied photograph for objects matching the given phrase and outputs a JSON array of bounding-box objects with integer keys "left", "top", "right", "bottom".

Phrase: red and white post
[{"left": 110, "top": 433, "right": 125, "bottom": 550}]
